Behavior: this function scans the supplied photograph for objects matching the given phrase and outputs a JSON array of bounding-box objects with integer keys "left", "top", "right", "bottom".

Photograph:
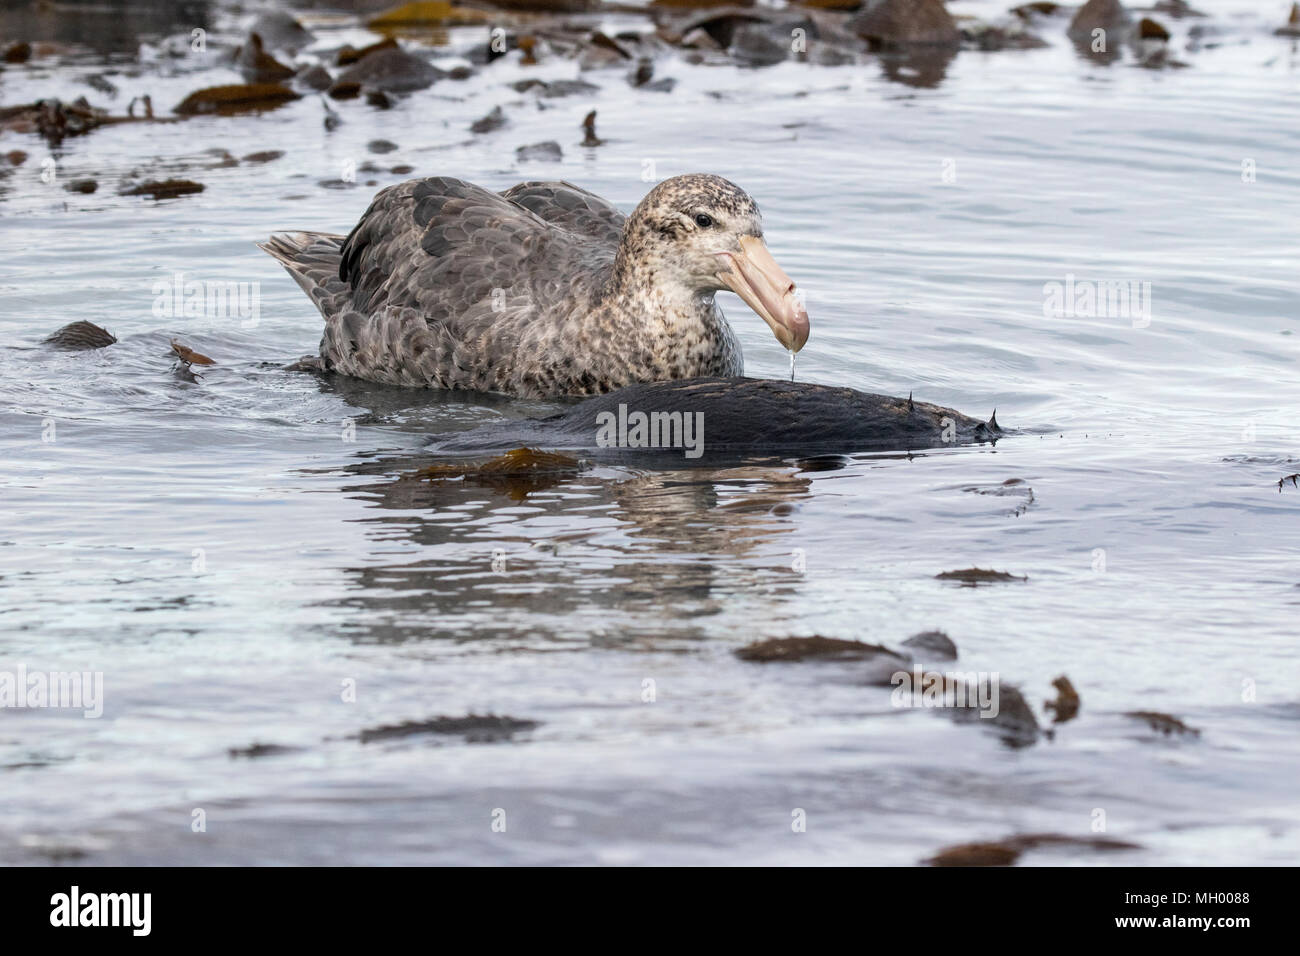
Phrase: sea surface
[{"left": 1, "top": 0, "right": 1297, "bottom": 865}]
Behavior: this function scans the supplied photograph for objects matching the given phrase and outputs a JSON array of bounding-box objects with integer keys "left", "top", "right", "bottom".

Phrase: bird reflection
[{"left": 307, "top": 448, "right": 842, "bottom": 645}]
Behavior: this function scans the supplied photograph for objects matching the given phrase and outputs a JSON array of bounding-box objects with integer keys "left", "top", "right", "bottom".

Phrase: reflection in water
[
  {"left": 0, "top": 1, "right": 213, "bottom": 57},
  {"left": 318, "top": 452, "right": 816, "bottom": 645},
  {"left": 1070, "top": 35, "right": 1123, "bottom": 66},
  {"left": 876, "top": 46, "right": 958, "bottom": 89}
]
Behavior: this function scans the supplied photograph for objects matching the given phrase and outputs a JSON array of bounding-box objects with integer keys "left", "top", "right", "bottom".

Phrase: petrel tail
[{"left": 257, "top": 231, "right": 348, "bottom": 314}]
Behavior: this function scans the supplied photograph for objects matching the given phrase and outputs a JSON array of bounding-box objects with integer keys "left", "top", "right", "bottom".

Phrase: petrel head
[{"left": 623, "top": 173, "right": 810, "bottom": 354}]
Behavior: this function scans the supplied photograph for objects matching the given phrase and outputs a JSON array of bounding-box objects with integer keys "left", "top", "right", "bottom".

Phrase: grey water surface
[{"left": 1, "top": 0, "right": 1297, "bottom": 865}]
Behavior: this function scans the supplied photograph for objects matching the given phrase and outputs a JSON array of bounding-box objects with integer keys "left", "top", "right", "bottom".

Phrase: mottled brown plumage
[{"left": 260, "top": 174, "right": 807, "bottom": 399}]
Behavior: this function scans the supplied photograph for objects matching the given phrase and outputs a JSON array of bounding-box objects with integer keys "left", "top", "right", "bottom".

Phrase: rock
[
  {"left": 1137, "top": 17, "right": 1169, "bottom": 40},
  {"left": 850, "top": 0, "right": 960, "bottom": 48},
  {"left": 578, "top": 31, "right": 635, "bottom": 69},
  {"left": 294, "top": 64, "right": 333, "bottom": 92},
  {"left": 44, "top": 321, "right": 117, "bottom": 350},
  {"left": 368, "top": 138, "right": 400, "bottom": 154},
  {"left": 64, "top": 179, "right": 98, "bottom": 194},
  {"left": 470, "top": 105, "right": 506, "bottom": 133},
  {"left": 680, "top": 27, "right": 724, "bottom": 50},
  {"left": 327, "top": 81, "right": 362, "bottom": 100},
  {"left": 1152, "top": 0, "right": 1205, "bottom": 17},
  {"left": 1067, "top": 0, "right": 1130, "bottom": 42},
  {"left": 3, "top": 41, "right": 32, "bottom": 64},
  {"left": 541, "top": 78, "right": 600, "bottom": 97},
  {"left": 677, "top": 9, "right": 770, "bottom": 49},
  {"left": 242, "top": 150, "right": 285, "bottom": 163},
  {"left": 249, "top": 11, "right": 315, "bottom": 52},
  {"left": 234, "top": 33, "right": 295, "bottom": 83},
  {"left": 122, "top": 179, "right": 205, "bottom": 200},
  {"left": 174, "top": 84, "right": 300, "bottom": 116},
  {"left": 336, "top": 46, "right": 446, "bottom": 93},
  {"left": 390, "top": 164, "right": 414, "bottom": 174},
  {"left": 939, "top": 680, "right": 1041, "bottom": 747},
  {"left": 901, "top": 630, "right": 958, "bottom": 660},
  {"left": 808, "top": 43, "right": 858, "bottom": 65},
  {"left": 516, "top": 140, "right": 563, "bottom": 161},
  {"left": 1010, "top": 1, "right": 1060, "bottom": 17},
  {"left": 6, "top": 150, "right": 28, "bottom": 166},
  {"left": 510, "top": 78, "right": 600, "bottom": 98},
  {"left": 337, "top": 37, "right": 398, "bottom": 67},
  {"left": 730, "top": 22, "right": 796, "bottom": 65}
]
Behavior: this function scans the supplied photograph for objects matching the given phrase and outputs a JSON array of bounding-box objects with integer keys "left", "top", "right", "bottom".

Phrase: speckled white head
[{"left": 621, "top": 174, "right": 810, "bottom": 353}]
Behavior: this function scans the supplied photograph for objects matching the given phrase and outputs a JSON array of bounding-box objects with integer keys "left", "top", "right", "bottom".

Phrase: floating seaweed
[
  {"left": 170, "top": 339, "right": 216, "bottom": 366},
  {"left": 410, "top": 447, "right": 582, "bottom": 499},
  {"left": 174, "top": 84, "right": 300, "bottom": 117},
  {"left": 926, "top": 833, "right": 1141, "bottom": 867},
  {"left": 1044, "top": 675, "right": 1080, "bottom": 723},
  {"left": 1123, "top": 710, "right": 1201, "bottom": 737},
  {"left": 935, "top": 568, "right": 1028, "bottom": 586},
  {"left": 122, "top": 179, "right": 205, "bottom": 200},
  {"left": 355, "top": 714, "right": 539, "bottom": 744}
]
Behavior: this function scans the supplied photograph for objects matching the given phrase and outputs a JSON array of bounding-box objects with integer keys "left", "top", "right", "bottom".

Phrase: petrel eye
[{"left": 694, "top": 213, "right": 714, "bottom": 228}]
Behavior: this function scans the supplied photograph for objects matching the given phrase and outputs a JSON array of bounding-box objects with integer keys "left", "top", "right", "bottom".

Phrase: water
[{"left": 1, "top": 0, "right": 1298, "bottom": 865}]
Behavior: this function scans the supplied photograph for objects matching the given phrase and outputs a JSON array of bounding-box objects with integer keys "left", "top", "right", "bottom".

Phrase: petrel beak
[{"left": 716, "top": 235, "right": 810, "bottom": 353}]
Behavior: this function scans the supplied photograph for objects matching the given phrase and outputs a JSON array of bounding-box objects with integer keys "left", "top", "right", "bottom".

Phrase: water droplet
[{"left": 789, "top": 349, "right": 796, "bottom": 382}]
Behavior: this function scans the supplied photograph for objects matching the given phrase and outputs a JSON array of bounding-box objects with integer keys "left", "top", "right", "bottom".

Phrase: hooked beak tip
[{"left": 718, "top": 236, "right": 811, "bottom": 355}]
